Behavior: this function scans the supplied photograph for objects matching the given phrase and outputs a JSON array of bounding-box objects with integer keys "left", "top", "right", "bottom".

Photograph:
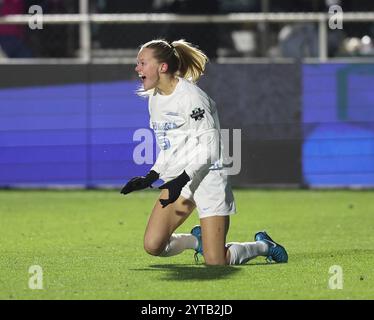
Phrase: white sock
[
  {"left": 226, "top": 241, "right": 269, "bottom": 265},
  {"left": 159, "top": 233, "right": 198, "bottom": 257}
]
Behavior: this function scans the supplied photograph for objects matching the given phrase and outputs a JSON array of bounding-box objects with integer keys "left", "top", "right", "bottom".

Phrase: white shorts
[{"left": 180, "top": 169, "right": 236, "bottom": 219}]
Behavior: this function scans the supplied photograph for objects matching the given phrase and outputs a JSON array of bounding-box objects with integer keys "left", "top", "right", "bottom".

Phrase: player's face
[{"left": 135, "top": 48, "right": 161, "bottom": 91}]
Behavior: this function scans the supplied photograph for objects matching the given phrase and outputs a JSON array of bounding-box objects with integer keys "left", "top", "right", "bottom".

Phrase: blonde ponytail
[
  {"left": 171, "top": 40, "right": 209, "bottom": 82},
  {"left": 141, "top": 39, "right": 209, "bottom": 82}
]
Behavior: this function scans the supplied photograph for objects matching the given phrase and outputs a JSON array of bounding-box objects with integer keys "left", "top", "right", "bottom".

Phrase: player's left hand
[{"left": 158, "top": 171, "right": 190, "bottom": 208}]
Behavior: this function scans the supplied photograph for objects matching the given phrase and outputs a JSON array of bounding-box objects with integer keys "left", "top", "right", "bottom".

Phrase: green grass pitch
[{"left": 0, "top": 189, "right": 373, "bottom": 300}]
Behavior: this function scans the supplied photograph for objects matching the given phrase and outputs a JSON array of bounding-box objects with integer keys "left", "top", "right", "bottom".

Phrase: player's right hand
[
  {"left": 158, "top": 170, "right": 190, "bottom": 208},
  {"left": 120, "top": 170, "right": 159, "bottom": 195}
]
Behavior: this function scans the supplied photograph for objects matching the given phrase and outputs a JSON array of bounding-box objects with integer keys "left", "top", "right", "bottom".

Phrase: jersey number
[{"left": 156, "top": 132, "right": 171, "bottom": 150}]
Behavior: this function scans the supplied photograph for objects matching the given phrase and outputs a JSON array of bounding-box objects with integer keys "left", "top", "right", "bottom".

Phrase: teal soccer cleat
[
  {"left": 191, "top": 225, "right": 203, "bottom": 263},
  {"left": 254, "top": 231, "right": 288, "bottom": 263}
]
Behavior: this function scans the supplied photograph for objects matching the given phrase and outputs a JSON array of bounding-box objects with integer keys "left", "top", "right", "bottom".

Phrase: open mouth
[{"left": 139, "top": 74, "right": 146, "bottom": 82}]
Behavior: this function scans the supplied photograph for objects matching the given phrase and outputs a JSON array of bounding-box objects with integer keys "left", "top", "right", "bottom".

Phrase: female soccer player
[{"left": 121, "top": 39, "right": 288, "bottom": 265}]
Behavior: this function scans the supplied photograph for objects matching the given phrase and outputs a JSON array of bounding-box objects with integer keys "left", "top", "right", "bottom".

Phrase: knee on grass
[{"left": 143, "top": 239, "right": 166, "bottom": 256}]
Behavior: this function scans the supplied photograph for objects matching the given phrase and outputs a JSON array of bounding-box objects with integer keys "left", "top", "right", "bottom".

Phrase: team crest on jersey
[{"left": 190, "top": 107, "right": 205, "bottom": 121}]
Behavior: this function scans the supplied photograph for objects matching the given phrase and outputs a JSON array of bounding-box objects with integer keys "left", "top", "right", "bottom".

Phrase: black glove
[
  {"left": 120, "top": 170, "right": 159, "bottom": 195},
  {"left": 158, "top": 171, "right": 190, "bottom": 208}
]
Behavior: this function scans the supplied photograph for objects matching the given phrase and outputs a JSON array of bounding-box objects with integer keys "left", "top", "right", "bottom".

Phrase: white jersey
[{"left": 148, "top": 77, "right": 225, "bottom": 183}]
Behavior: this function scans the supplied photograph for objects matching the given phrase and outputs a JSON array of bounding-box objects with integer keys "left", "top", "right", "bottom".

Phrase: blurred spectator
[
  {"left": 278, "top": 23, "right": 319, "bottom": 58},
  {"left": 216, "top": 0, "right": 260, "bottom": 57},
  {"left": 0, "top": 0, "right": 32, "bottom": 57},
  {"left": 273, "top": 0, "right": 319, "bottom": 58},
  {"left": 276, "top": 0, "right": 347, "bottom": 58}
]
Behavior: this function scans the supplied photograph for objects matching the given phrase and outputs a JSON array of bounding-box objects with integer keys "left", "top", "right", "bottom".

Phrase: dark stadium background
[{"left": 1, "top": 0, "right": 373, "bottom": 189}]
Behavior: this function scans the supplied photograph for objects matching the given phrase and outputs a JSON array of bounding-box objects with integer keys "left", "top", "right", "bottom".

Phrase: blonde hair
[{"left": 141, "top": 39, "right": 209, "bottom": 82}]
